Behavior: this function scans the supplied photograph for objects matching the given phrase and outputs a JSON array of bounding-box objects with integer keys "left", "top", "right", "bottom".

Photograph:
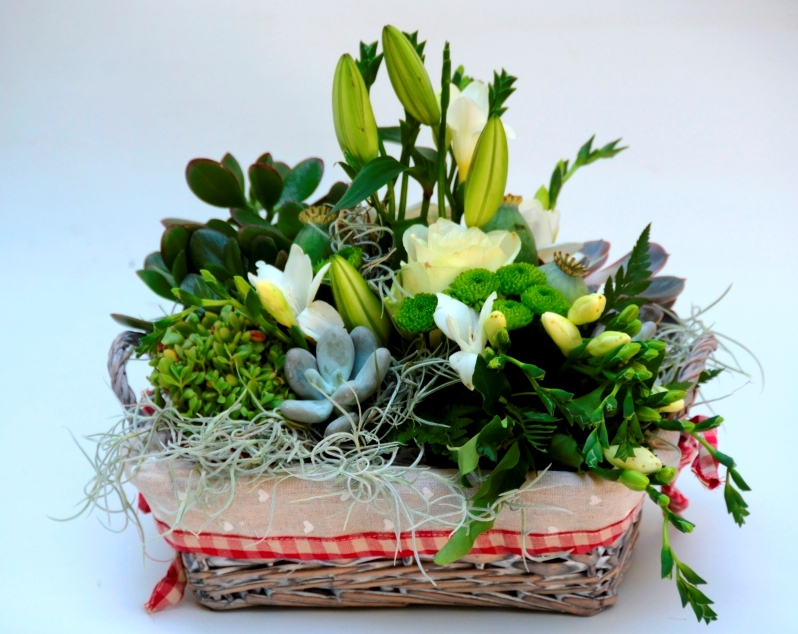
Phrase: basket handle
[
  {"left": 675, "top": 331, "right": 718, "bottom": 418},
  {"left": 108, "top": 331, "right": 142, "bottom": 408}
]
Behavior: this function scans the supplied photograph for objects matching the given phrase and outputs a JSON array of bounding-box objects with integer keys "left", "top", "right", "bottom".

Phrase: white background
[{"left": 1, "top": 1, "right": 796, "bottom": 632}]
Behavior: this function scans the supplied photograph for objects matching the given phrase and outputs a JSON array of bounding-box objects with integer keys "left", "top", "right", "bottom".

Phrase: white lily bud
[
  {"left": 541, "top": 312, "right": 582, "bottom": 356},
  {"left": 567, "top": 293, "right": 606, "bottom": 325}
]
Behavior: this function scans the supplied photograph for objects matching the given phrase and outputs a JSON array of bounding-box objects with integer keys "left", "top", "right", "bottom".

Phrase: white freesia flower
[
  {"left": 400, "top": 219, "right": 521, "bottom": 296},
  {"left": 433, "top": 291, "right": 497, "bottom": 390},
  {"left": 518, "top": 198, "right": 583, "bottom": 263},
  {"left": 445, "top": 81, "right": 515, "bottom": 182},
  {"left": 248, "top": 244, "right": 344, "bottom": 340}
]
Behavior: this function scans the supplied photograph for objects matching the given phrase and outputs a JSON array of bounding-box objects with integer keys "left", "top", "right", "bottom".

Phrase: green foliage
[
  {"left": 394, "top": 404, "right": 480, "bottom": 457},
  {"left": 495, "top": 262, "right": 546, "bottom": 296},
  {"left": 488, "top": 69, "right": 517, "bottom": 118},
  {"left": 602, "top": 224, "right": 653, "bottom": 320},
  {"left": 446, "top": 268, "right": 500, "bottom": 307},
  {"left": 147, "top": 306, "right": 292, "bottom": 420},
  {"left": 356, "top": 40, "right": 383, "bottom": 92},
  {"left": 395, "top": 293, "right": 438, "bottom": 334},
  {"left": 314, "top": 246, "right": 363, "bottom": 277},
  {"left": 520, "top": 284, "right": 571, "bottom": 316},
  {"left": 332, "top": 156, "right": 408, "bottom": 212},
  {"left": 492, "top": 299, "right": 532, "bottom": 330}
]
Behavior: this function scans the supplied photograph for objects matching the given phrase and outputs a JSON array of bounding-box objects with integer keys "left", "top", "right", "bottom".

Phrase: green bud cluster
[
  {"left": 492, "top": 299, "right": 533, "bottom": 330},
  {"left": 520, "top": 284, "right": 572, "bottom": 317},
  {"left": 147, "top": 305, "right": 292, "bottom": 420},
  {"left": 495, "top": 263, "right": 546, "bottom": 296},
  {"left": 446, "top": 268, "right": 500, "bottom": 307},
  {"left": 395, "top": 293, "right": 438, "bottom": 334}
]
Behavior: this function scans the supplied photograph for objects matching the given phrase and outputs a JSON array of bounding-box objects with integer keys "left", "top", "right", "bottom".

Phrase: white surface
[{"left": 1, "top": 1, "right": 796, "bottom": 632}]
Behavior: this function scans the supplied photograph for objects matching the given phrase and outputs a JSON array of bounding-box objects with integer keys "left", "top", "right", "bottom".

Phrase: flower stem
[{"left": 437, "top": 42, "right": 451, "bottom": 221}]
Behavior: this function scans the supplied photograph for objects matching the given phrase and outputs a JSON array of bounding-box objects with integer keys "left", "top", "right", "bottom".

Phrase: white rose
[{"left": 399, "top": 219, "right": 521, "bottom": 296}]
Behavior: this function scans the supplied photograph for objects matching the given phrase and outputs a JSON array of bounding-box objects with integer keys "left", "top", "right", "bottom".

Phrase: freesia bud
[
  {"left": 616, "top": 304, "right": 639, "bottom": 325},
  {"left": 485, "top": 311, "right": 508, "bottom": 348},
  {"left": 332, "top": 54, "right": 380, "bottom": 168},
  {"left": 382, "top": 26, "right": 440, "bottom": 126},
  {"left": 654, "top": 466, "right": 678, "bottom": 485},
  {"left": 567, "top": 293, "right": 606, "bottom": 325},
  {"left": 652, "top": 385, "right": 686, "bottom": 413},
  {"left": 541, "top": 311, "right": 583, "bottom": 356},
  {"left": 618, "top": 469, "right": 650, "bottom": 492},
  {"left": 623, "top": 319, "right": 642, "bottom": 337},
  {"left": 252, "top": 280, "right": 297, "bottom": 328},
  {"left": 586, "top": 331, "right": 632, "bottom": 357},
  {"left": 603, "top": 445, "right": 662, "bottom": 474},
  {"left": 329, "top": 254, "right": 392, "bottom": 345},
  {"left": 464, "top": 117, "right": 509, "bottom": 227}
]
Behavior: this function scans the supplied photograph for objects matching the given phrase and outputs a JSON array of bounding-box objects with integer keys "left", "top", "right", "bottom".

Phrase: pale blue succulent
[{"left": 280, "top": 326, "right": 391, "bottom": 436}]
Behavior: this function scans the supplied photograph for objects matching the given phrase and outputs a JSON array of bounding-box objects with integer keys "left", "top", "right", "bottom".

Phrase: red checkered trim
[
  {"left": 151, "top": 502, "right": 641, "bottom": 561},
  {"left": 662, "top": 416, "right": 722, "bottom": 513},
  {"left": 144, "top": 551, "right": 186, "bottom": 613}
]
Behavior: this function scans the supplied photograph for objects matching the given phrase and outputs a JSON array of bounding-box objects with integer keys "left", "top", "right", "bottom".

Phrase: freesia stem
[{"left": 437, "top": 42, "right": 451, "bottom": 220}]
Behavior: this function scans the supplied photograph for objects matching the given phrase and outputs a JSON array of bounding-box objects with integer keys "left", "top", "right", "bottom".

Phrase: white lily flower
[
  {"left": 248, "top": 244, "right": 344, "bottom": 341},
  {"left": 445, "top": 81, "right": 515, "bottom": 182},
  {"left": 433, "top": 291, "right": 497, "bottom": 390},
  {"left": 518, "top": 198, "right": 584, "bottom": 263}
]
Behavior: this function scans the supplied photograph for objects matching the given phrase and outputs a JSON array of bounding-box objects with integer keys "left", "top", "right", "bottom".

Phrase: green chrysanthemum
[
  {"left": 492, "top": 299, "right": 533, "bottom": 330},
  {"left": 521, "top": 284, "right": 572, "bottom": 317},
  {"left": 495, "top": 262, "right": 547, "bottom": 296},
  {"left": 447, "top": 268, "right": 500, "bottom": 307},
  {"left": 395, "top": 293, "right": 438, "bottom": 334},
  {"left": 314, "top": 246, "right": 364, "bottom": 277}
]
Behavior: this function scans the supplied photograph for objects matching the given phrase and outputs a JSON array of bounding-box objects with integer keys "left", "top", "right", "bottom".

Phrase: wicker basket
[{"left": 109, "top": 331, "right": 716, "bottom": 615}]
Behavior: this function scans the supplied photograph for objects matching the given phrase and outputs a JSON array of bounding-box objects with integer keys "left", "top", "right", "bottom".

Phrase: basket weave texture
[{"left": 110, "top": 331, "right": 716, "bottom": 614}]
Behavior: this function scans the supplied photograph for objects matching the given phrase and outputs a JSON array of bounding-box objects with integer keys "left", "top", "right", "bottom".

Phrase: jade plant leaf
[
  {"left": 185, "top": 158, "right": 248, "bottom": 208},
  {"left": 222, "top": 239, "right": 245, "bottom": 277},
  {"left": 205, "top": 218, "right": 237, "bottom": 239},
  {"left": 221, "top": 153, "right": 245, "bottom": 190},
  {"left": 160, "top": 225, "right": 190, "bottom": 270},
  {"left": 249, "top": 162, "right": 283, "bottom": 211},
  {"left": 171, "top": 250, "right": 188, "bottom": 285},
  {"left": 189, "top": 228, "right": 228, "bottom": 269},
  {"left": 137, "top": 269, "right": 176, "bottom": 300},
  {"left": 250, "top": 235, "right": 278, "bottom": 268},
  {"left": 231, "top": 207, "right": 272, "bottom": 228},
  {"left": 277, "top": 201, "right": 306, "bottom": 240},
  {"left": 277, "top": 158, "right": 323, "bottom": 206}
]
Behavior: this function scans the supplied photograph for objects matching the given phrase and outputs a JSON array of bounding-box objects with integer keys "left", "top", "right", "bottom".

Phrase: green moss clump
[
  {"left": 495, "top": 263, "right": 547, "bottom": 296},
  {"left": 447, "top": 268, "right": 500, "bottom": 307},
  {"left": 148, "top": 305, "right": 292, "bottom": 420},
  {"left": 314, "top": 246, "right": 363, "bottom": 277},
  {"left": 492, "top": 299, "right": 533, "bottom": 330},
  {"left": 395, "top": 293, "right": 438, "bottom": 334},
  {"left": 520, "top": 284, "right": 572, "bottom": 317}
]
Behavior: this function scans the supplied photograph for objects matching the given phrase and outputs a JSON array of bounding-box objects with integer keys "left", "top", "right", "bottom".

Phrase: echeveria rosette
[
  {"left": 399, "top": 220, "right": 520, "bottom": 296},
  {"left": 280, "top": 326, "right": 391, "bottom": 435},
  {"left": 248, "top": 244, "right": 344, "bottom": 341},
  {"left": 433, "top": 291, "right": 497, "bottom": 390}
]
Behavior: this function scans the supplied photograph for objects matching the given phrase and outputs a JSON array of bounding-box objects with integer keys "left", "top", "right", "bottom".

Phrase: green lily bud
[
  {"left": 586, "top": 331, "right": 632, "bottom": 357},
  {"left": 485, "top": 310, "right": 508, "bottom": 348},
  {"left": 654, "top": 466, "right": 678, "bottom": 485},
  {"left": 541, "top": 311, "right": 583, "bottom": 356},
  {"left": 329, "top": 254, "right": 392, "bottom": 345},
  {"left": 381, "top": 26, "right": 440, "bottom": 126},
  {"left": 464, "top": 117, "right": 509, "bottom": 227},
  {"left": 332, "top": 54, "right": 380, "bottom": 168},
  {"left": 604, "top": 445, "right": 663, "bottom": 474},
  {"left": 618, "top": 469, "right": 650, "bottom": 492},
  {"left": 567, "top": 293, "right": 606, "bottom": 325}
]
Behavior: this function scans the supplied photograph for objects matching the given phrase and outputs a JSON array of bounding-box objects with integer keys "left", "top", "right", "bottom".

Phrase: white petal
[
  {"left": 433, "top": 293, "right": 475, "bottom": 348},
  {"left": 251, "top": 261, "right": 284, "bottom": 287},
  {"left": 460, "top": 81, "right": 489, "bottom": 114},
  {"left": 402, "top": 224, "right": 429, "bottom": 263},
  {"left": 449, "top": 351, "right": 478, "bottom": 390},
  {"left": 538, "top": 241, "right": 585, "bottom": 264},
  {"left": 476, "top": 292, "right": 498, "bottom": 351},
  {"left": 297, "top": 301, "right": 344, "bottom": 341},
  {"left": 307, "top": 262, "right": 330, "bottom": 304},
  {"left": 284, "top": 244, "right": 313, "bottom": 312},
  {"left": 503, "top": 122, "right": 516, "bottom": 140}
]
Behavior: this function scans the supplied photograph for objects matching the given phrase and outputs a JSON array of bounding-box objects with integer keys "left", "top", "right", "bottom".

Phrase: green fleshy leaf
[
  {"left": 137, "top": 269, "right": 176, "bottom": 301},
  {"left": 276, "top": 201, "right": 306, "bottom": 240},
  {"left": 110, "top": 314, "right": 154, "bottom": 332},
  {"left": 189, "top": 228, "right": 228, "bottom": 269},
  {"left": 171, "top": 250, "right": 188, "bottom": 285},
  {"left": 160, "top": 225, "right": 190, "bottom": 270},
  {"left": 249, "top": 162, "right": 283, "bottom": 211},
  {"left": 433, "top": 518, "right": 494, "bottom": 565},
  {"left": 449, "top": 434, "right": 480, "bottom": 476},
  {"left": 221, "top": 153, "right": 245, "bottom": 190},
  {"left": 277, "top": 158, "right": 323, "bottom": 206},
  {"left": 185, "top": 158, "right": 248, "bottom": 208}
]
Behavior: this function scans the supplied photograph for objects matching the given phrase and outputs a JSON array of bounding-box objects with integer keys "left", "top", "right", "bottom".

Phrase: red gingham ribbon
[
  {"left": 662, "top": 416, "right": 721, "bottom": 513},
  {"left": 144, "top": 551, "right": 186, "bottom": 613}
]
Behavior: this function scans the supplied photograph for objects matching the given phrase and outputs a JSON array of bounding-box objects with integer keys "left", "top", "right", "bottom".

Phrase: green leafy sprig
[
  {"left": 488, "top": 69, "right": 517, "bottom": 118},
  {"left": 356, "top": 40, "right": 383, "bottom": 92},
  {"left": 601, "top": 224, "right": 653, "bottom": 320}
]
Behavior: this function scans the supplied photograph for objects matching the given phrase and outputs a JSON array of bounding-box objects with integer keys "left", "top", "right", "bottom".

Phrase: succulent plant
[
  {"left": 147, "top": 305, "right": 292, "bottom": 420},
  {"left": 280, "top": 326, "right": 391, "bottom": 436},
  {"left": 137, "top": 151, "right": 348, "bottom": 305}
]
